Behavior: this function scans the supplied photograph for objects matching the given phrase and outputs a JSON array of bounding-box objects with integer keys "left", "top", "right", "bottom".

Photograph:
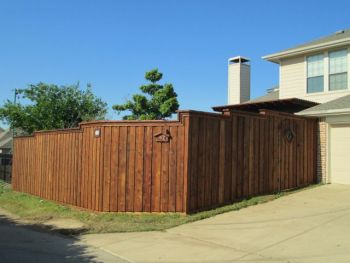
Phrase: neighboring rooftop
[
  {"left": 298, "top": 94, "right": 350, "bottom": 116},
  {"left": 246, "top": 87, "right": 279, "bottom": 103},
  {"left": 213, "top": 98, "right": 318, "bottom": 114},
  {"left": 0, "top": 129, "right": 12, "bottom": 151},
  {"left": 0, "top": 136, "right": 12, "bottom": 149},
  {"left": 263, "top": 29, "right": 350, "bottom": 63}
]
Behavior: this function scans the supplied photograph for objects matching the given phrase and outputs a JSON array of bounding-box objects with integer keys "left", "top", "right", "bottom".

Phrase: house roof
[
  {"left": 246, "top": 88, "right": 279, "bottom": 103},
  {"left": 0, "top": 137, "right": 12, "bottom": 149},
  {"left": 212, "top": 98, "right": 318, "bottom": 114},
  {"left": 298, "top": 94, "right": 350, "bottom": 116},
  {"left": 0, "top": 129, "right": 12, "bottom": 149},
  {"left": 263, "top": 29, "right": 350, "bottom": 63}
]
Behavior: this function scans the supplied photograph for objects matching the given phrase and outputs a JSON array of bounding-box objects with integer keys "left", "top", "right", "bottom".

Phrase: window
[
  {"left": 307, "top": 54, "right": 324, "bottom": 93},
  {"left": 329, "top": 49, "right": 348, "bottom": 91}
]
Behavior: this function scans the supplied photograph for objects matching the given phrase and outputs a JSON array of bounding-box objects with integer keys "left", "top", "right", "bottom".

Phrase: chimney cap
[{"left": 228, "top": 56, "right": 250, "bottom": 64}]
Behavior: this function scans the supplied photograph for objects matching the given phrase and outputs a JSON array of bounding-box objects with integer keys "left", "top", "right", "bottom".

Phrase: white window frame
[
  {"left": 305, "top": 52, "right": 325, "bottom": 94},
  {"left": 328, "top": 49, "right": 348, "bottom": 91},
  {"left": 304, "top": 48, "right": 350, "bottom": 95}
]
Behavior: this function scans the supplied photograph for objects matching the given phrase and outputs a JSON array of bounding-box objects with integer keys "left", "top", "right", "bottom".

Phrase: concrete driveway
[{"left": 81, "top": 184, "right": 350, "bottom": 263}]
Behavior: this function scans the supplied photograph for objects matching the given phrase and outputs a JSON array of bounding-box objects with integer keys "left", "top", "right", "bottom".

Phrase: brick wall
[{"left": 317, "top": 118, "right": 328, "bottom": 183}]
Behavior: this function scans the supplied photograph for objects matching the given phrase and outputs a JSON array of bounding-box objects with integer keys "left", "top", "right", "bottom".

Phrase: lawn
[{"left": 0, "top": 180, "right": 319, "bottom": 234}]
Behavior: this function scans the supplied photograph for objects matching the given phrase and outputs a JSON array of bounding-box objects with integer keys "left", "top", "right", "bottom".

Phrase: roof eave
[
  {"left": 297, "top": 108, "right": 350, "bottom": 117},
  {"left": 262, "top": 38, "right": 350, "bottom": 64},
  {"left": 212, "top": 98, "right": 318, "bottom": 112}
]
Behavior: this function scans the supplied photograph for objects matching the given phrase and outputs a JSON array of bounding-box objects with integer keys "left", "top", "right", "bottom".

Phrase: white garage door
[{"left": 330, "top": 125, "right": 350, "bottom": 184}]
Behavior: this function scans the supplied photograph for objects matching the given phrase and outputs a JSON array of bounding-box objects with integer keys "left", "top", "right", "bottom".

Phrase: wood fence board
[
  {"left": 218, "top": 119, "right": 225, "bottom": 204},
  {"left": 151, "top": 126, "right": 162, "bottom": 212},
  {"left": 161, "top": 126, "right": 170, "bottom": 212},
  {"left": 168, "top": 126, "right": 177, "bottom": 212},
  {"left": 212, "top": 119, "right": 220, "bottom": 206},
  {"left": 197, "top": 118, "right": 206, "bottom": 209},
  {"left": 231, "top": 116, "right": 238, "bottom": 201},
  {"left": 117, "top": 126, "right": 127, "bottom": 212},
  {"left": 109, "top": 127, "right": 119, "bottom": 211},
  {"left": 224, "top": 118, "right": 232, "bottom": 203},
  {"left": 142, "top": 126, "right": 152, "bottom": 212},
  {"left": 134, "top": 126, "right": 144, "bottom": 212},
  {"left": 126, "top": 127, "right": 136, "bottom": 212},
  {"left": 188, "top": 117, "right": 199, "bottom": 211},
  {"left": 176, "top": 124, "right": 185, "bottom": 212}
]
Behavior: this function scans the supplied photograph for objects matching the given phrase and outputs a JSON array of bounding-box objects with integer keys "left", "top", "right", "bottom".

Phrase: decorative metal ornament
[
  {"left": 284, "top": 128, "right": 295, "bottom": 143},
  {"left": 154, "top": 129, "right": 171, "bottom": 143}
]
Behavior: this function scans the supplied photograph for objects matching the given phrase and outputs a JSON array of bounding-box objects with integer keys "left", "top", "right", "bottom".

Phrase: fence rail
[{"left": 12, "top": 110, "right": 318, "bottom": 213}]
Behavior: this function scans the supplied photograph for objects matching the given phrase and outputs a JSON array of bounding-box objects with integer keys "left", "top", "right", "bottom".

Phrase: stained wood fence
[
  {"left": 186, "top": 110, "right": 317, "bottom": 212},
  {"left": 12, "top": 110, "right": 317, "bottom": 213}
]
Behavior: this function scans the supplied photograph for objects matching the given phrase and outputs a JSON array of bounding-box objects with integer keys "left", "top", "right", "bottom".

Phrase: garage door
[{"left": 330, "top": 125, "right": 350, "bottom": 184}]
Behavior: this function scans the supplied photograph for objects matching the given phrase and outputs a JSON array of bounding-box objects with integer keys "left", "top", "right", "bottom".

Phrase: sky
[{"left": 1, "top": 0, "right": 350, "bottom": 125}]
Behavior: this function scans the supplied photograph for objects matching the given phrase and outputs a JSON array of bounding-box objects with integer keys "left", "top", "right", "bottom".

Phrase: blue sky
[{"left": 1, "top": 0, "right": 350, "bottom": 124}]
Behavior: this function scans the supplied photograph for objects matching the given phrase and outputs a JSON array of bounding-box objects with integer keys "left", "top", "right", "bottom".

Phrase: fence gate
[{"left": 0, "top": 153, "right": 12, "bottom": 183}]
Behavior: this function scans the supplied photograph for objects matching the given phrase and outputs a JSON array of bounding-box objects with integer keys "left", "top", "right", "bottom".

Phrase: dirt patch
[
  {"left": 42, "top": 218, "right": 87, "bottom": 235},
  {"left": 43, "top": 218, "right": 85, "bottom": 229}
]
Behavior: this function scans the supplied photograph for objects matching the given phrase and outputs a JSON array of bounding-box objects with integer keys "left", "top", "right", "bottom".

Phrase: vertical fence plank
[
  {"left": 143, "top": 126, "right": 153, "bottom": 212},
  {"left": 102, "top": 127, "right": 112, "bottom": 211},
  {"left": 189, "top": 117, "right": 199, "bottom": 211},
  {"left": 151, "top": 126, "right": 162, "bottom": 212},
  {"left": 134, "top": 126, "right": 144, "bottom": 212},
  {"left": 126, "top": 127, "right": 136, "bottom": 212},
  {"left": 160, "top": 126, "right": 170, "bottom": 212},
  {"left": 218, "top": 119, "right": 226, "bottom": 204},
  {"left": 197, "top": 118, "right": 206, "bottom": 209},
  {"left": 118, "top": 126, "right": 127, "bottom": 212},
  {"left": 231, "top": 116, "right": 238, "bottom": 201},
  {"left": 110, "top": 127, "right": 119, "bottom": 211},
  {"left": 168, "top": 126, "right": 177, "bottom": 212},
  {"left": 176, "top": 124, "right": 185, "bottom": 212},
  {"left": 224, "top": 118, "right": 232, "bottom": 203}
]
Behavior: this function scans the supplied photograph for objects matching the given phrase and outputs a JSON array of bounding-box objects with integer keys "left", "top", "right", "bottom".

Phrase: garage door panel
[{"left": 330, "top": 125, "right": 350, "bottom": 185}]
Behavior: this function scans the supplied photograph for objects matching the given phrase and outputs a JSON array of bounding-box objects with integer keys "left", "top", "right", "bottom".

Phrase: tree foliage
[
  {"left": 0, "top": 83, "right": 107, "bottom": 134},
  {"left": 113, "top": 69, "right": 179, "bottom": 120}
]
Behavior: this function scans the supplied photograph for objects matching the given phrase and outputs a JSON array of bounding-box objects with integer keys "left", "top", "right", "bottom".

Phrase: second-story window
[
  {"left": 307, "top": 54, "right": 324, "bottom": 93},
  {"left": 329, "top": 49, "right": 348, "bottom": 91}
]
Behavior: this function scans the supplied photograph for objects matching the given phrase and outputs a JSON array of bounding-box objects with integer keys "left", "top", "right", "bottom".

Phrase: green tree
[
  {"left": 113, "top": 69, "right": 179, "bottom": 120},
  {"left": 0, "top": 83, "right": 107, "bottom": 135}
]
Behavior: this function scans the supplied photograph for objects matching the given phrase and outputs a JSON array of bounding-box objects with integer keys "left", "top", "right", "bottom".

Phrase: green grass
[{"left": 0, "top": 180, "right": 320, "bottom": 234}]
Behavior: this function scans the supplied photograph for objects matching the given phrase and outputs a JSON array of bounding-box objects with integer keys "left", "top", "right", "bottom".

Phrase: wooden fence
[
  {"left": 186, "top": 110, "right": 317, "bottom": 212},
  {"left": 12, "top": 110, "right": 317, "bottom": 213}
]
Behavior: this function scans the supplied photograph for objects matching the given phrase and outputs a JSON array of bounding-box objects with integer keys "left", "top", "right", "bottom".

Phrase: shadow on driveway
[{"left": 0, "top": 215, "right": 115, "bottom": 263}]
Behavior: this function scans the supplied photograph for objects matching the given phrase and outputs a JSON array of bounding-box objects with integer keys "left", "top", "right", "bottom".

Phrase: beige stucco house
[{"left": 228, "top": 29, "right": 350, "bottom": 185}]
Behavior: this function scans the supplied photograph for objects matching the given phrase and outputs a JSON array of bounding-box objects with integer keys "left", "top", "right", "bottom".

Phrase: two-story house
[{"left": 227, "top": 29, "right": 350, "bottom": 185}]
